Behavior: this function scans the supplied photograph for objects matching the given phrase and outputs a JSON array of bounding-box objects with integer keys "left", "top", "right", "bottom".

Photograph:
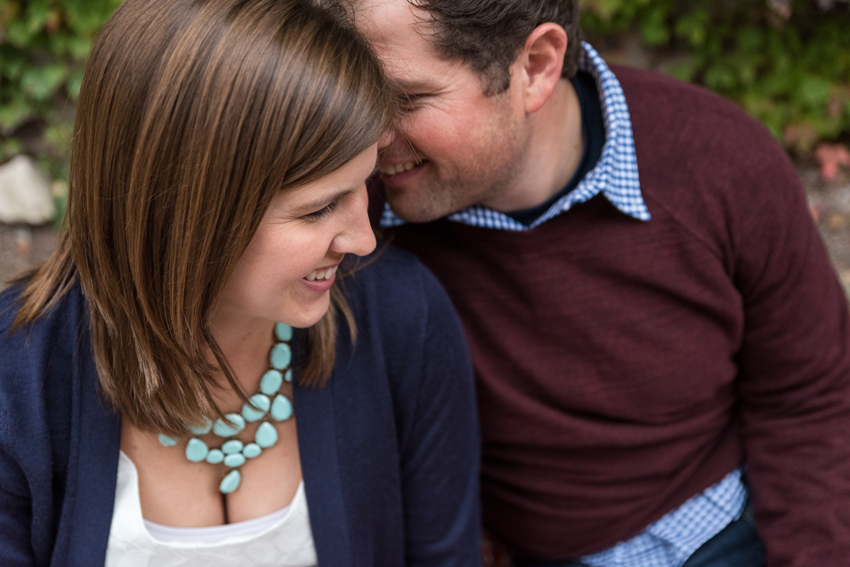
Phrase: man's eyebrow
[{"left": 394, "top": 78, "right": 438, "bottom": 93}]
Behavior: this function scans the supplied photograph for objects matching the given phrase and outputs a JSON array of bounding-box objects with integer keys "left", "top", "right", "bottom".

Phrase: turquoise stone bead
[
  {"left": 259, "top": 370, "right": 283, "bottom": 396},
  {"left": 242, "top": 394, "right": 271, "bottom": 422},
  {"left": 189, "top": 418, "right": 212, "bottom": 435},
  {"left": 275, "top": 322, "right": 293, "bottom": 342},
  {"left": 213, "top": 413, "right": 245, "bottom": 437},
  {"left": 284, "top": 369, "right": 293, "bottom": 383},
  {"left": 242, "top": 443, "right": 262, "bottom": 458},
  {"left": 255, "top": 422, "right": 278, "bottom": 448},
  {"left": 270, "top": 343, "right": 291, "bottom": 370},
  {"left": 220, "top": 470, "right": 241, "bottom": 494},
  {"left": 222, "top": 440, "right": 244, "bottom": 455},
  {"left": 270, "top": 394, "right": 293, "bottom": 422},
  {"left": 158, "top": 434, "right": 177, "bottom": 447},
  {"left": 224, "top": 453, "right": 246, "bottom": 468},
  {"left": 206, "top": 449, "right": 224, "bottom": 464},
  {"left": 185, "top": 438, "right": 209, "bottom": 462}
]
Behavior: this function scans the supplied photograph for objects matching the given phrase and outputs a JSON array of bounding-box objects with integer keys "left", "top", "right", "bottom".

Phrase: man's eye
[
  {"left": 398, "top": 93, "right": 425, "bottom": 112},
  {"left": 303, "top": 201, "right": 337, "bottom": 221}
]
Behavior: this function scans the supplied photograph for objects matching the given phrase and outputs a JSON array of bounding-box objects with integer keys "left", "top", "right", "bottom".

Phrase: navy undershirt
[{"left": 506, "top": 71, "right": 605, "bottom": 226}]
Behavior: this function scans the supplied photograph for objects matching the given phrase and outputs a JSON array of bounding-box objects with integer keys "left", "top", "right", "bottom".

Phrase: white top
[{"left": 105, "top": 451, "right": 318, "bottom": 567}]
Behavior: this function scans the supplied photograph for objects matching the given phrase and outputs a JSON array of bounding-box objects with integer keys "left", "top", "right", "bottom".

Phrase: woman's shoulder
[
  {"left": 0, "top": 281, "right": 86, "bottom": 410},
  {"left": 345, "top": 244, "right": 454, "bottom": 319},
  {"left": 339, "top": 243, "right": 472, "bottom": 403},
  {"left": 0, "top": 279, "right": 86, "bottom": 348}
]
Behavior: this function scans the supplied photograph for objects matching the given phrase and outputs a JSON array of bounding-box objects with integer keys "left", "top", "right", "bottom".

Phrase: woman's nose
[{"left": 332, "top": 185, "right": 376, "bottom": 257}]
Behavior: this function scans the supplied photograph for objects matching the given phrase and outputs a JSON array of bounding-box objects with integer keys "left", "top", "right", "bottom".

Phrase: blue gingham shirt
[{"left": 381, "top": 42, "right": 747, "bottom": 567}]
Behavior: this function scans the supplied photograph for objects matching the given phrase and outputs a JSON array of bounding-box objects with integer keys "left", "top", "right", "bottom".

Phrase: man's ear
[{"left": 513, "top": 23, "right": 568, "bottom": 114}]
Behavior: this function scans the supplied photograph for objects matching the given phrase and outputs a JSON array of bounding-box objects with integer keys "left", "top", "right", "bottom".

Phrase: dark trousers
[{"left": 512, "top": 510, "right": 766, "bottom": 567}]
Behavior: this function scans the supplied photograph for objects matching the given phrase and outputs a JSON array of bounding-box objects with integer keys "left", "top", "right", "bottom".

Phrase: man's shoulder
[
  {"left": 610, "top": 64, "right": 753, "bottom": 127},
  {"left": 610, "top": 63, "right": 780, "bottom": 159},
  {"left": 609, "top": 64, "right": 797, "bottom": 211}
]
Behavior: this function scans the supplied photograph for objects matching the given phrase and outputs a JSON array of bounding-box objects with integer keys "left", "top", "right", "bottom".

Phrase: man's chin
[{"left": 386, "top": 192, "right": 452, "bottom": 224}]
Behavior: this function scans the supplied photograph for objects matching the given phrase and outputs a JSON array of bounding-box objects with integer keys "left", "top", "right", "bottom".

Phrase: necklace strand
[{"left": 158, "top": 322, "right": 294, "bottom": 493}]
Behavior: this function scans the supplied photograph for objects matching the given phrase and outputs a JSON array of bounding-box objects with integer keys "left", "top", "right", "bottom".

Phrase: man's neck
[{"left": 482, "top": 78, "right": 584, "bottom": 213}]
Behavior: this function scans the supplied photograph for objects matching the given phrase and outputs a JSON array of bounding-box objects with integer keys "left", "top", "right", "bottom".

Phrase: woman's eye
[{"left": 303, "top": 201, "right": 337, "bottom": 221}]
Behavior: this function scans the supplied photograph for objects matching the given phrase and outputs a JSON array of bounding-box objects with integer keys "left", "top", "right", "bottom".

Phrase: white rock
[{"left": 0, "top": 155, "right": 56, "bottom": 225}]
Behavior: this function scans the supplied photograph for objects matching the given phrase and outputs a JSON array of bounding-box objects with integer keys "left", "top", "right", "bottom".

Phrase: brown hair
[
  {"left": 407, "top": 0, "right": 583, "bottom": 96},
  {"left": 12, "top": 0, "right": 394, "bottom": 435}
]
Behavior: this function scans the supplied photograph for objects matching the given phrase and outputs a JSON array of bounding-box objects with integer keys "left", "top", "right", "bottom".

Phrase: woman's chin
[{"left": 277, "top": 293, "right": 332, "bottom": 329}]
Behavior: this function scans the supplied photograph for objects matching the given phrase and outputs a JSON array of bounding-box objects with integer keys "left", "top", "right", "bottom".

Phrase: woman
[{"left": 0, "top": 0, "right": 480, "bottom": 565}]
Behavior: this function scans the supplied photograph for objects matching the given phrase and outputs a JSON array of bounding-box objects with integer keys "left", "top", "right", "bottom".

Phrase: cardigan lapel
[
  {"left": 294, "top": 346, "right": 353, "bottom": 567},
  {"left": 65, "top": 314, "right": 122, "bottom": 567}
]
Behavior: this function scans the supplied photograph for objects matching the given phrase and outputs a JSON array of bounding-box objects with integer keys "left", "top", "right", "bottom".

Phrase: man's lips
[{"left": 378, "top": 160, "right": 428, "bottom": 186}]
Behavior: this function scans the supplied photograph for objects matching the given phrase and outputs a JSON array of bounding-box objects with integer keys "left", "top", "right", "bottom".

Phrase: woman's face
[{"left": 217, "top": 145, "right": 378, "bottom": 329}]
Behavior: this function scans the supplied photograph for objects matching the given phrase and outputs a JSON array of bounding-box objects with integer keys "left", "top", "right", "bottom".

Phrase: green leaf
[
  {"left": 44, "top": 123, "right": 72, "bottom": 150},
  {"left": 25, "top": 0, "right": 51, "bottom": 35},
  {"left": 0, "top": 100, "right": 33, "bottom": 132},
  {"left": 674, "top": 9, "right": 710, "bottom": 47},
  {"left": 1, "top": 137, "right": 23, "bottom": 158},
  {"left": 667, "top": 59, "right": 699, "bottom": 82},
  {"left": 581, "top": 0, "right": 626, "bottom": 22},
  {"left": 0, "top": 51, "right": 26, "bottom": 81},
  {"left": 735, "top": 26, "right": 763, "bottom": 54},
  {"left": 5, "top": 20, "right": 33, "bottom": 47},
  {"left": 704, "top": 63, "right": 737, "bottom": 91},
  {"left": 640, "top": 6, "right": 670, "bottom": 46},
  {"left": 67, "top": 35, "right": 92, "bottom": 60},
  {"left": 66, "top": 69, "right": 84, "bottom": 99},
  {"left": 20, "top": 64, "right": 67, "bottom": 101},
  {"left": 63, "top": 0, "right": 118, "bottom": 34},
  {"left": 798, "top": 75, "right": 832, "bottom": 110},
  {"left": 53, "top": 192, "right": 68, "bottom": 228}
]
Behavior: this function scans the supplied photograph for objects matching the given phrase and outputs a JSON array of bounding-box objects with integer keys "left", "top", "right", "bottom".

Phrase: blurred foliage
[
  {"left": 0, "top": 0, "right": 122, "bottom": 180},
  {"left": 580, "top": 0, "right": 850, "bottom": 156},
  {"left": 0, "top": 0, "right": 849, "bottom": 189}
]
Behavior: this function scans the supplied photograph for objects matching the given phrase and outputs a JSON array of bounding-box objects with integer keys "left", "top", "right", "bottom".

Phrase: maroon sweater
[{"left": 380, "top": 66, "right": 850, "bottom": 565}]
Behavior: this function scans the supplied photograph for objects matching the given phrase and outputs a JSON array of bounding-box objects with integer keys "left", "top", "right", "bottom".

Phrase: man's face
[{"left": 357, "top": 0, "right": 529, "bottom": 222}]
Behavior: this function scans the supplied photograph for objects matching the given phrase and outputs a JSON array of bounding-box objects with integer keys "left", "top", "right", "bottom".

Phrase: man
[{"left": 349, "top": 1, "right": 850, "bottom": 565}]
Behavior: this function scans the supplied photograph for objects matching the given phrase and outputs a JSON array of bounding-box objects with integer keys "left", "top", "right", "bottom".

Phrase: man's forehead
[
  {"left": 352, "top": 0, "right": 448, "bottom": 84},
  {"left": 353, "top": 0, "right": 436, "bottom": 54}
]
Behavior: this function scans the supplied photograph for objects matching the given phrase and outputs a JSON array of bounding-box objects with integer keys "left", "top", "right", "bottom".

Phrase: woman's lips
[{"left": 301, "top": 265, "right": 338, "bottom": 293}]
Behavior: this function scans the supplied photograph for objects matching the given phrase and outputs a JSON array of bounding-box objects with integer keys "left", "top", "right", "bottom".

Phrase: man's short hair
[{"left": 411, "top": 0, "right": 582, "bottom": 95}]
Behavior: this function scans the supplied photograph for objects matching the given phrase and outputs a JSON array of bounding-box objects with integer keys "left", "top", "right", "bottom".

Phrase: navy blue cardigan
[{"left": 0, "top": 247, "right": 481, "bottom": 567}]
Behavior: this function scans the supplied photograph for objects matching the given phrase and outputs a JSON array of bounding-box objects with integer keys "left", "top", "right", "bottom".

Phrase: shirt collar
[{"left": 381, "top": 42, "right": 650, "bottom": 230}]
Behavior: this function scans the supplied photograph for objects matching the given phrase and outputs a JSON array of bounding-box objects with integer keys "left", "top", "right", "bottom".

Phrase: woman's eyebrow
[{"left": 297, "top": 188, "right": 354, "bottom": 212}]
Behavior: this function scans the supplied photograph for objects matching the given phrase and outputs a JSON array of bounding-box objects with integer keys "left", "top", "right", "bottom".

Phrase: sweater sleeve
[
  {"left": 732, "top": 136, "right": 850, "bottom": 566},
  {"left": 400, "top": 266, "right": 483, "bottom": 567},
  {"left": 0, "top": 292, "right": 37, "bottom": 566},
  {"left": 0, "top": 438, "right": 34, "bottom": 566}
]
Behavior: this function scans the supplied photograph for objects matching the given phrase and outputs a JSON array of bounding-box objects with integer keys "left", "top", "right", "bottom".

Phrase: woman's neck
[{"left": 208, "top": 309, "right": 277, "bottom": 408}]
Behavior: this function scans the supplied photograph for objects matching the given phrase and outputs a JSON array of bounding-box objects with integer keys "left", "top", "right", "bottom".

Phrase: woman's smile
[{"left": 215, "top": 146, "right": 378, "bottom": 330}]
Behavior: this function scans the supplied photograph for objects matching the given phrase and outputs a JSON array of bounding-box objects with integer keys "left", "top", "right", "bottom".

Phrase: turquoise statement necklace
[{"left": 158, "top": 322, "right": 295, "bottom": 494}]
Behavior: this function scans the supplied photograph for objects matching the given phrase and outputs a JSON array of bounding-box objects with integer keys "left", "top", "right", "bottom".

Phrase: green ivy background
[
  {"left": 1, "top": 0, "right": 849, "bottom": 190},
  {"left": 581, "top": 0, "right": 850, "bottom": 155}
]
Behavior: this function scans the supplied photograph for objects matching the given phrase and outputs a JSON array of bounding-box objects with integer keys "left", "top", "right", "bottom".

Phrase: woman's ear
[{"left": 513, "top": 23, "right": 569, "bottom": 114}]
